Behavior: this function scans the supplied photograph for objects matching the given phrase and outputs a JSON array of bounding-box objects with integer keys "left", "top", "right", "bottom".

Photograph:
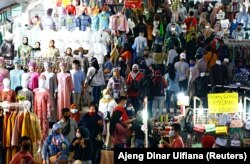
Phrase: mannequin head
[
  {"left": 59, "top": 61, "right": 67, "bottom": 72},
  {"left": 0, "top": 57, "right": 5, "bottom": 68},
  {"left": 44, "top": 62, "right": 52, "bottom": 72},
  {"left": 13, "top": 57, "right": 21, "bottom": 69},
  {"left": 3, "top": 78, "right": 10, "bottom": 89},
  {"left": 23, "top": 37, "right": 28, "bottom": 45},
  {"left": 38, "top": 75, "right": 46, "bottom": 89},
  {"left": 49, "top": 40, "right": 55, "bottom": 48},
  {"left": 28, "top": 61, "right": 36, "bottom": 72},
  {"left": 22, "top": 73, "right": 30, "bottom": 89}
]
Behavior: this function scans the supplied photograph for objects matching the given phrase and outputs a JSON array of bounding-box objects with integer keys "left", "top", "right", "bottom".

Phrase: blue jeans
[
  {"left": 166, "top": 90, "right": 178, "bottom": 114},
  {"left": 135, "top": 139, "right": 144, "bottom": 148},
  {"left": 92, "top": 86, "right": 102, "bottom": 104}
]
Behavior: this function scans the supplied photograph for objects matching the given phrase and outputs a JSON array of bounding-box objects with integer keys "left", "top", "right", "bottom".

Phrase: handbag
[
  {"left": 216, "top": 137, "right": 228, "bottom": 147},
  {"left": 193, "top": 124, "right": 205, "bottom": 133},
  {"left": 61, "top": 119, "right": 71, "bottom": 136},
  {"left": 205, "top": 124, "right": 215, "bottom": 133},
  {"left": 218, "top": 114, "right": 230, "bottom": 126},
  {"left": 215, "top": 126, "right": 228, "bottom": 135},
  {"left": 230, "top": 139, "right": 241, "bottom": 147},
  {"left": 230, "top": 120, "right": 243, "bottom": 128}
]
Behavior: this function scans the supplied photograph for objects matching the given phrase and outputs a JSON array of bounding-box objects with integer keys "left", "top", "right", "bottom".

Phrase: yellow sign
[{"left": 208, "top": 93, "right": 238, "bottom": 113}]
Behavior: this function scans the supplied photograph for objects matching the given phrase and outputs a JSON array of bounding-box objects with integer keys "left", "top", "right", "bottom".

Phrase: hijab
[{"left": 130, "top": 64, "right": 140, "bottom": 79}]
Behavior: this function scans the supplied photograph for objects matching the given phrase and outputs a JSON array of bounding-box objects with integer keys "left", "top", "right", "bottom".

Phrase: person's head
[
  {"left": 113, "top": 67, "right": 120, "bottom": 77},
  {"left": 132, "top": 64, "right": 139, "bottom": 74},
  {"left": 154, "top": 14, "right": 161, "bottom": 21},
  {"left": 13, "top": 57, "right": 21, "bottom": 68},
  {"left": 62, "top": 108, "right": 70, "bottom": 121},
  {"left": 202, "top": 135, "right": 215, "bottom": 148},
  {"left": 23, "top": 37, "right": 28, "bottom": 45},
  {"left": 19, "top": 136, "right": 31, "bottom": 152},
  {"left": 138, "top": 15, "right": 144, "bottom": 23},
  {"left": 223, "top": 58, "right": 229, "bottom": 65},
  {"left": 59, "top": 61, "right": 67, "bottom": 72},
  {"left": 72, "top": 60, "right": 80, "bottom": 70},
  {"left": 66, "top": 47, "right": 72, "bottom": 55},
  {"left": 237, "top": 23, "right": 243, "bottom": 31},
  {"left": 117, "top": 96, "right": 127, "bottom": 107},
  {"left": 144, "top": 48, "right": 150, "bottom": 57},
  {"left": 102, "top": 88, "right": 111, "bottom": 99},
  {"left": 172, "top": 31, "right": 177, "bottom": 38},
  {"left": 88, "top": 102, "right": 97, "bottom": 116},
  {"left": 139, "top": 31, "right": 144, "bottom": 36},
  {"left": 189, "top": 11, "right": 194, "bottom": 17},
  {"left": 170, "top": 123, "right": 181, "bottom": 137},
  {"left": 52, "top": 123, "right": 62, "bottom": 135},
  {"left": 35, "top": 41, "right": 40, "bottom": 48},
  {"left": 49, "top": 40, "right": 55, "bottom": 48},
  {"left": 91, "top": 57, "right": 99, "bottom": 71},
  {"left": 70, "top": 104, "right": 78, "bottom": 114},
  {"left": 191, "top": 33, "right": 197, "bottom": 41},
  {"left": 180, "top": 52, "right": 186, "bottom": 61},
  {"left": 195, "top": 47, "right": 205, "bottom": 60}
]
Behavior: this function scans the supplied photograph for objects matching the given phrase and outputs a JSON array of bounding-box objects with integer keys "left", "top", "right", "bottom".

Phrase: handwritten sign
[
  {"left": 208, "top": 93, "right": 238, "bottom": 113},
  {"left": 125, "top": 0, "right": 142, "bottom": 9}
]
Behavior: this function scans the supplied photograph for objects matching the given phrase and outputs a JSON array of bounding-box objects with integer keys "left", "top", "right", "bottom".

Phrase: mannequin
[
  {"left": 75, "top": 9, "right": 91, "bottom": 31},
  {"left": 17, "top": 73, "right": 33, "bottom": 106},
  {"left": 41, "top": 61, "right": 57, "bottom": 122},
  {"left": 17, "top": 37, "right": 33, "bottom": 66},
  {"left": 27, "top": 61, "right": 40, "bottom": 91},
  {"left": 109, "top": 11, "right": 129, "bottom": 33},
  {"left": 0, "top": 57, "right": 9, "bottom": 90},
  {"left": 0, "top": 32, "right": 15, "bottom": 60},
  {"left": 42, "top": 8, "right": 55, "bottom": 30},
  {"left": 98, "top": 6, "right": 110, "bottom": 31},
  {"left": 237, "top": 5, "right": 249, "bottom": 27},
  {"left": 33, "top": 75, "right": 51, "bottom": 141},
  {"left": 57, "top": 61, "right": 74, "bottom": 120},
  {"left": 10, "top": 57, "right": 24, "bottom": 90},
  {"left": 0, "top": 78, "right": 16, "bottom": 104},
  {"left": 91, "top": 6, "right": 100, "bottom": 31}
]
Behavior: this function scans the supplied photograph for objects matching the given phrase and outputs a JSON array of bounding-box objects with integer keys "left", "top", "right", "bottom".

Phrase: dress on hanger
[
  {"left": 33, "top": 88, "right": 51, "bottom": 141},
  {"left": 28, "top": 72, "right": 40, "bottom": 91},
  {"left": 57, "top": 72, "right": 74, "bottom": 120},
  {"left": 98, "top": 11, "right": 110, "bottom": 30},
  {"left": 109, "top": 13, "right": 129, "bottom": 33},
  {"left": 91, "top": 15, "right": 99, "bottom": 31},
  {"left": 75, "top": 13, "right": 91, "bottom": 31},
  {"left": 10, "top": 69, "right": 24, "bottom": 91},
  {"left": 66, "top": 4, "right": 76, "bottom": 15},
  {"left": 0, "top": 90, "right": 16, "bottom": 103}
]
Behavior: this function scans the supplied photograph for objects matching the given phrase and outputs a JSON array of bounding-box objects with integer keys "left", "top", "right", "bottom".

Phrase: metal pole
[{"left": 144, "top": 97, "right": 148, "bottom": 148}]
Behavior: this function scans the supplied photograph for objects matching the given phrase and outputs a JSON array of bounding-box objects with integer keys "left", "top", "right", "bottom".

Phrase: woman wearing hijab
[
  {"left": 98, "top": 89, "right": 117, "bottom": 148},
  {"left": 42, "top": 123, "right": 70, "bottom": 164},
  {"left": 126, "top": 64, "right": 144, "bottom": 114},
  {"left": 84, "top": 57, "right": 105, "bottom": 104},
  {"left": 152, "top": 70, "right": 167, "bottom": 118},
  {"left": 110, "top": 110, "right": 131, "bottom": 148}
]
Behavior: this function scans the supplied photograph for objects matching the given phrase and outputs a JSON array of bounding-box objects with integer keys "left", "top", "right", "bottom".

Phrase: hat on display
[
  {"left": 180, "top": 53, "right": 186, "bottom": 59},
  {"left": 13, "top": 57, "right": 21, "bottom": 64}
]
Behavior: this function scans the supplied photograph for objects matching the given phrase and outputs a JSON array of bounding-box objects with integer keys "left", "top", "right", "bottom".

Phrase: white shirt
[
  {"left": 174, "top": 61, "right": 189, "bottom": 81},
  {"left": 167, "top": 49, "right": 178, "bottom": 65},
  {"left": 85, "top": 67, "right": 105, "bottom": 86}
]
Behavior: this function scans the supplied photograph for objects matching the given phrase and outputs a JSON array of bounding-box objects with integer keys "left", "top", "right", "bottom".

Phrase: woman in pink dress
[{"left": 56, "top": 61, "right": 74, "bottom": 120}]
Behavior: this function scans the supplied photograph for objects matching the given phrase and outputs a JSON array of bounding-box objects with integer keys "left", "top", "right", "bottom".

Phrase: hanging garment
[
  {"left": 57, "top": 72, "right": 74, "bottom": 120},
  {"left": 0, "top": 68, "right": 9, "bottom": 90},
  {"left": 98, "top": 12, "right": 110, "bottom": 30},
  {"left": 33, "top": 89, "right": 51, "bottom": 141},
  {"left": 10, "top": 69, "right": 24, "bottom": 91},
  {"left": 91, "top": 15, "right": 99, "bottom": 31},
  {"left": 75, "top": 14, "right": 91, "bottom": 31},
  {"left": 66, "top": 4, "right": 76, "bottom": 15},
  {"left": 28, "top": 72, "right": 40, "bottom": 91}
]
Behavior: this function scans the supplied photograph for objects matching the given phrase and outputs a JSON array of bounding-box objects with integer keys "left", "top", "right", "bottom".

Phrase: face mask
[
  {"left": 169, "top": 130, "right": 175, "bottom": 137},
  {"left": 64, "top": 116, "right": 70, "bottom": 120},
  {"left": 172, "top": 34, "right": 176, "bottom": 37},
  {"left": 89, "top": 111, "right": 96, "bottom": 116},
  {"left": 104, "top": 95, "right": 111, "bottom": 99},
  {"left": 22, "top": 143, "right": 31, "bottom": 151},
  {"left": 76, "top": 132, "right": 81, "bottom": 138},
  {"left": 144, "top": 54, "right": 149, "bottom": 58},
  {"left": 70, "top": 109, "right": 78, "bottom": 114},
  {"left": 237, "top": 28, "right": 241, "bottom": 31},
  {"left": 133, "top": 70, "right": 139, "bottom": 73}
]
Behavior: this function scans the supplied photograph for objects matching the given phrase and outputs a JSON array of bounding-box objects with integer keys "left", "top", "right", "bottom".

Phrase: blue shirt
[
  {"left": 91, "top": 15, "right": 99, "bottom": 31},
  {"left": 98, "top": 12, "right": 110, "bottom": 30},
  {"left": 75, "top": 15, "right": 92, "bottom": 31},
  {"left": 103, "top": 61, "right": 113, "bottom": 81},
  {"left": 70, "top": 70, "right": 85, "bottom": 93},
  {"left": 10, "top": 69, "right": 24, "bottom": 90},
  {"left": 165, "top": 73, "right": 180, "bottom": 92}
]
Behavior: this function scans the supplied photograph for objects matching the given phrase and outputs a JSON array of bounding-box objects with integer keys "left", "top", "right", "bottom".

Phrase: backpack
[{"left": 184, "top": 108, "right": 194, "bottom": 133}]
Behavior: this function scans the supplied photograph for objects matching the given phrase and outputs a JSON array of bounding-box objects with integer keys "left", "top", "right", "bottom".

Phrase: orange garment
[
  {"left": 120, "top": 51, "right": 132, "bottom": 63},
  {"left": 9, "top": 151, "right": 34, "bottom": 164},
  {"left": 204, "top": 51, "right": 218, "bottom": 71},
  {"left": 0, "top": 90, "right": 16, "bottom": 111},
  {"left": 147, "top": 24, "right": 153, "bottom": 41},
  {"left": 2, "top": 113, "right": 10, "bottom": 148},
  {"left": 126, "top": 72, "right": 144, "bottom": 97},
  {"left": 10, "top": 112, "right": 18, "bottom": 160},
  {"left": 70, "top": 112, "right": 81, "bottom": 123}
]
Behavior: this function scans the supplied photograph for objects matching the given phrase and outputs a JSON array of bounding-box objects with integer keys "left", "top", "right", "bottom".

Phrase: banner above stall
[
  {"left": 125, "top": 0, "right": 142, "bottom": 9},
  {"left": 208, "top": 93, "right": 239, "bottom": 113}
]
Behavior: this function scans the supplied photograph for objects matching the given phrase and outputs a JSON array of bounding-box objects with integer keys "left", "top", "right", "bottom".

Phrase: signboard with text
[
  {"left": 125, "top": 0, "right": 142, "bottom": 9},
  {"left": 208, "top": 93, "right": 239, "bottom": 113}
]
